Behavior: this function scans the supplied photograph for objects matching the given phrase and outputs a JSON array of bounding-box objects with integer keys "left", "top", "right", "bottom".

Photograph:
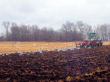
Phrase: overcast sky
[{"left": 0, "top": 0, "right": 110, "bottom": 33}]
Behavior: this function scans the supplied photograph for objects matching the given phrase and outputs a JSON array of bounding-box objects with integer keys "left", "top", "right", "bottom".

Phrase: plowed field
[{"left": 0, "top": 46, "right": 110, "bottom": 81}]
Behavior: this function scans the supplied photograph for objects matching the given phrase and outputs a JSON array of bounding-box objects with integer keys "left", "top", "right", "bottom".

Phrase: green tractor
[{"left": 80, "top": 32, "right": 103, "bottom": 48}]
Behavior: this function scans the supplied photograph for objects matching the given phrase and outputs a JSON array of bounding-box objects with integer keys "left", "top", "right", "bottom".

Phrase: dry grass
[
  {"left": 103, "top": 41, "right": 110, "bottom": 45},
  {"left": 0, "top": 42, "right": 76, "bottom": 54},
  {"left": 0, "top": 41, "right": 109, "bottom": 54}
]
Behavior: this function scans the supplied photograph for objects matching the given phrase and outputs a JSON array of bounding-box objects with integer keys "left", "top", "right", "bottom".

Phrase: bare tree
[
  {"left": 10, "top": 24, "right": 20, "bottom": 41},
  {"left": 77, "top": 21, "right": 92, "bottom": 40},
  {"left": 61, "top": 21, "right": 83, "bottom": 41},
  {"left": 1, "top": 21, "right": 104, "bottom": 41},
  {"left": 96, "top": 24, "right": 110, "bottom": 41},
  {"left": 31, "top": 25, "right": 40, "bottom": 41},
  {"left": 2, "top": 21, "right": 10, "bottom": 40}
]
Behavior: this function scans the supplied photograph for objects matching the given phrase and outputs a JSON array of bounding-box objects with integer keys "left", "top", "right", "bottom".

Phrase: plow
[{"left": 76, "top": 32, "right": 103, "bottom": 48}]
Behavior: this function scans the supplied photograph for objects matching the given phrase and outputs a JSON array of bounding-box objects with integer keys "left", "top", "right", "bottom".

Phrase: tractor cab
[{"left": 89, "top": 32, "right": 97, "bottom": 41}]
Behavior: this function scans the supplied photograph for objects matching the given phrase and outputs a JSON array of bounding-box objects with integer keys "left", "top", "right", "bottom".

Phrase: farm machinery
[{"left": 77, "top": 32, "right": 103, "bottom": 48}]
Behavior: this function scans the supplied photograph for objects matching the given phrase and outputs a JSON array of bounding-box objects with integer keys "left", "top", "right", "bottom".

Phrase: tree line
[{"left": 0, "top": 21, "right": 110, "bottom": 41}]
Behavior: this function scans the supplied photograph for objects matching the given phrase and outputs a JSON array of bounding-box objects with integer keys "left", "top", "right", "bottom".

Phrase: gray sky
[{"left": 0, "top": 0, "right": 110, "bottom": 33}]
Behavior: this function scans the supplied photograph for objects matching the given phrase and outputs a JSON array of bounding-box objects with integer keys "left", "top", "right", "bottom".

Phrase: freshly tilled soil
[{"left": 0, "top": 46, "right": 110, "bottom": 82}]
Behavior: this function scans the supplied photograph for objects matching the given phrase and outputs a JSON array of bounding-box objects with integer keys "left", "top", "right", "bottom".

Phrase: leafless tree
[
  {"left": 2, "top": 21, "right": 110, "bottom": 41},
  {"left": 96, "top": 24, "right": 110, "bottom": 41},
  {"left": 77, "top": 21, "right": 92, "bottom": 40},
  {"left": 2, "top": 21, "right": 10, "bottom": 40}
]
